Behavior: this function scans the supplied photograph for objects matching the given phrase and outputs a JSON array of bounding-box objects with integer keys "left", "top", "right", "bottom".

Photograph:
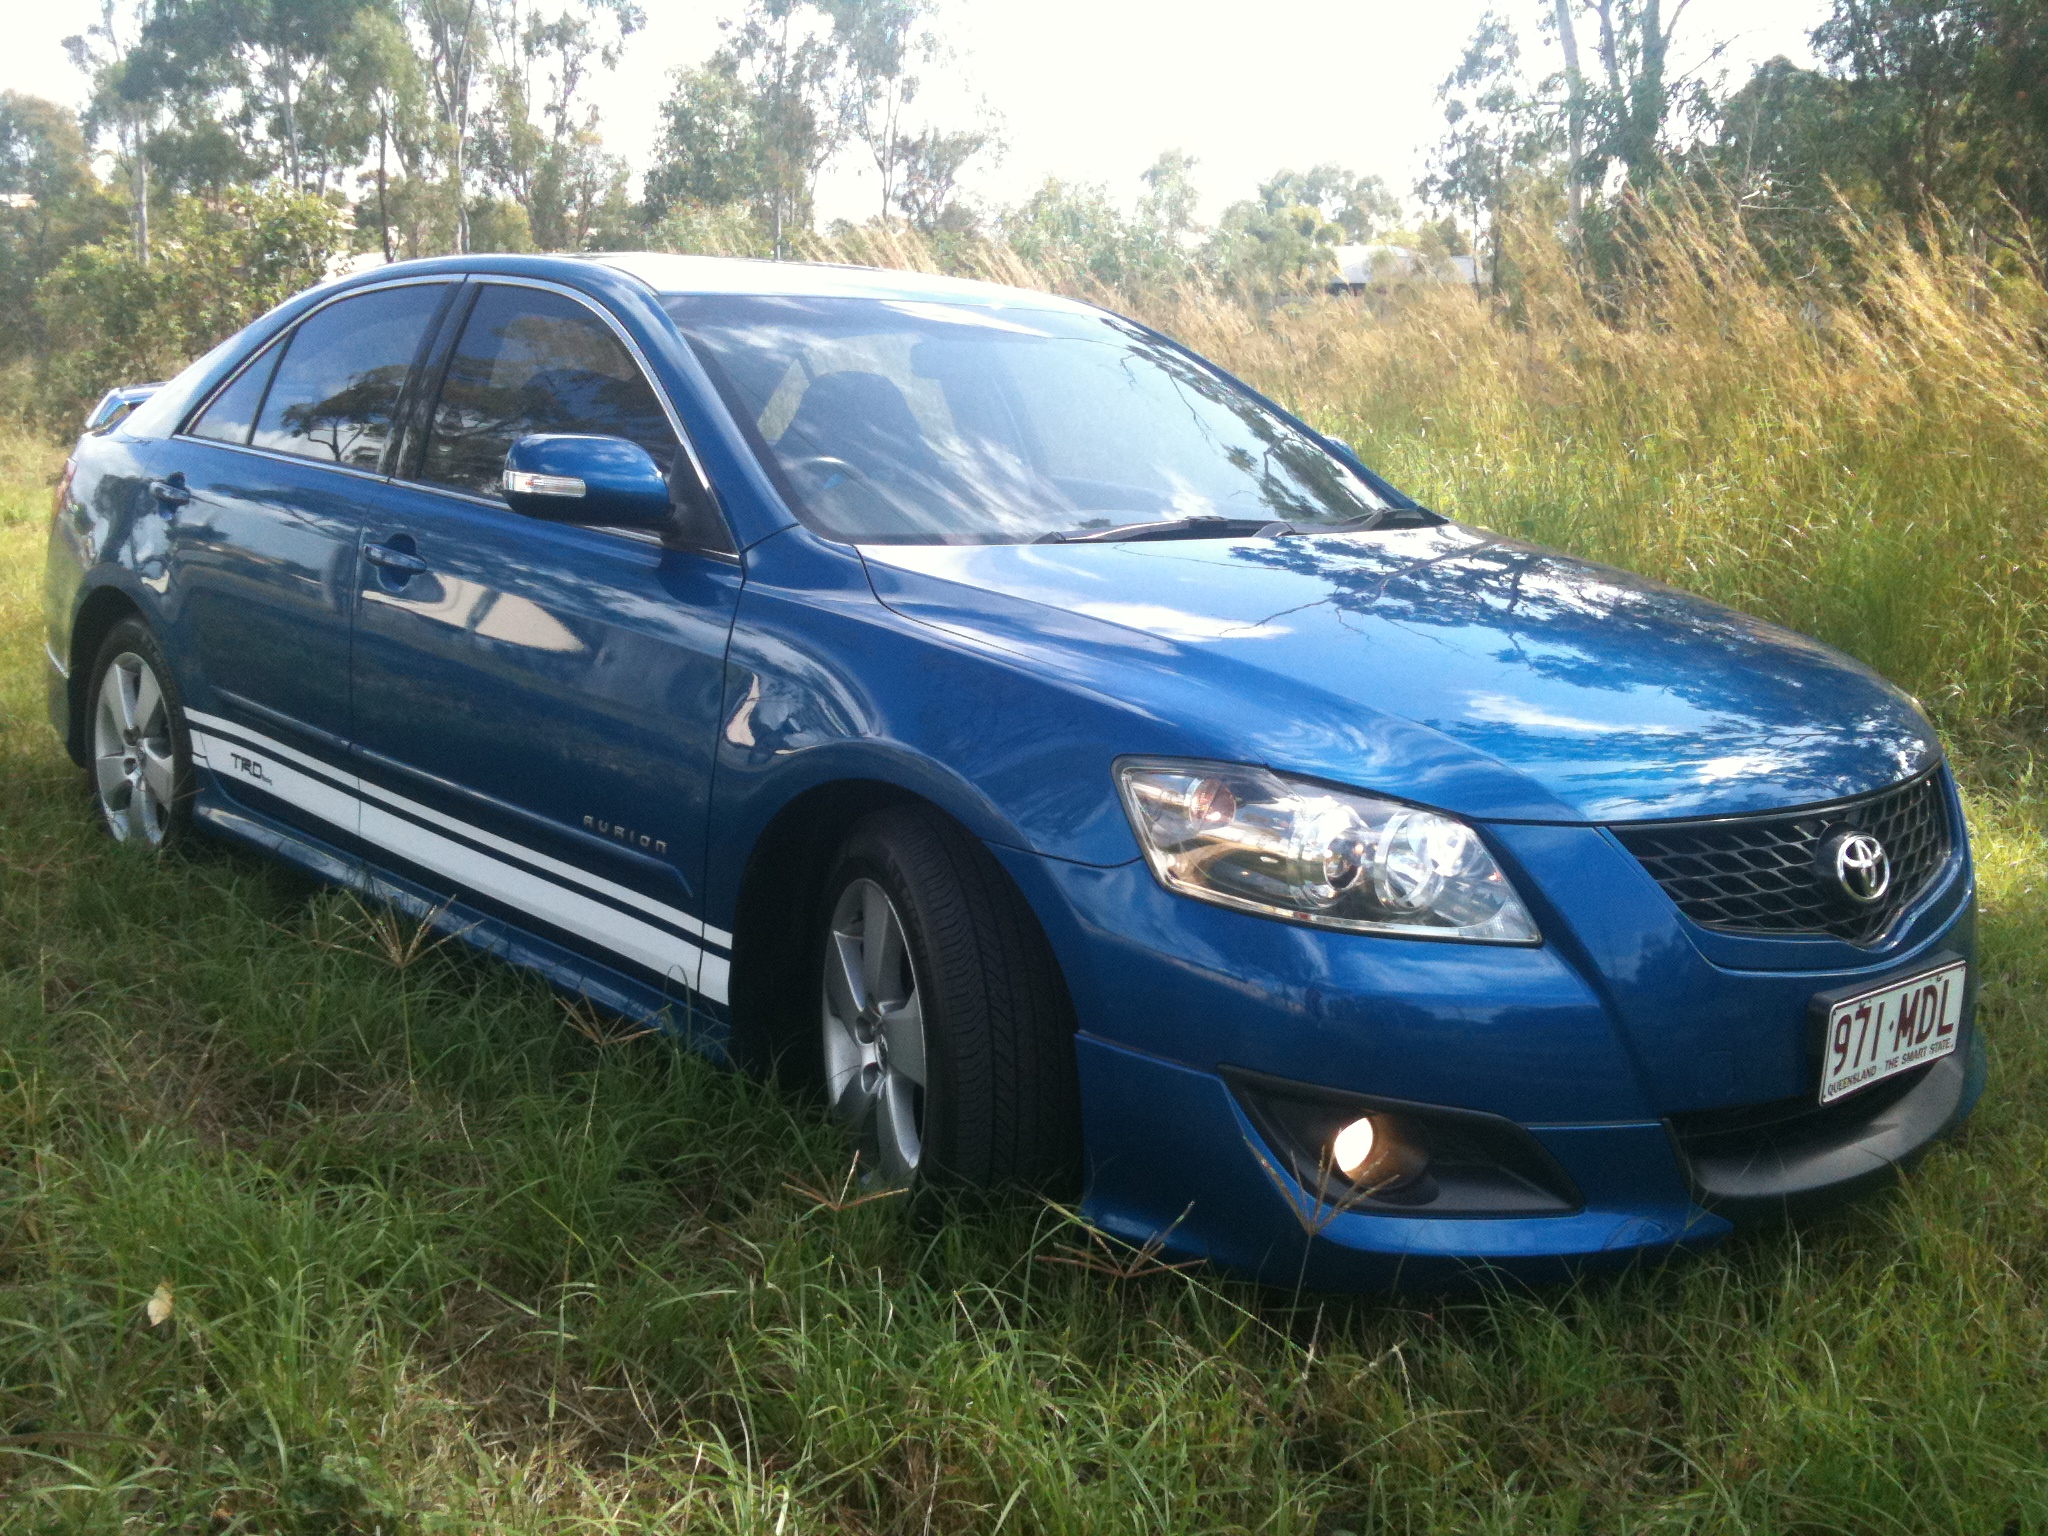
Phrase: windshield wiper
[
  {"left": 1034, "top": 506, "right": 1428, "bottom": 544},
  {"left": 1035, "top": 515, "right": 1285, "bottom": 544},
  {"left": 1273, "top": 510, "right": 1389, "bottom": 535}
]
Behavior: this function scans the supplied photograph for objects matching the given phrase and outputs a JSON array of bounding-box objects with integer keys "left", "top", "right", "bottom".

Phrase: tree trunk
[
  {"left": 878, "top": 78, "right": 900, "bottom": 221},
  {"left": 452, "top": 0, "right": 479, "bottom": 253},
  {"left": 1554, "top": 0, "right": 1586, "bottom": 248},
  {"left": 1593, "top": 0, "right": 1622, "bottom": 101},
  {"left": 1626, "top": 0, "right": 1668, "bottom": 188},
  {"left": 377, "top": 107, "right": 393, "bottom": 262},
  {"left": 130, "top": 119, "right": 148, "bottom": 266},
  {"left": 281, "top": 60, "right": 301, "bottom": 190}
]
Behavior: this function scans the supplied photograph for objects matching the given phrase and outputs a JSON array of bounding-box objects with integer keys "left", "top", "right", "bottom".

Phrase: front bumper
[
  {"left": 990, "top": 791, "right": 1982, "bottom": 1290},
  {"left": 1071, "top": 1028, "right": 1984, "bottom": 1291}
]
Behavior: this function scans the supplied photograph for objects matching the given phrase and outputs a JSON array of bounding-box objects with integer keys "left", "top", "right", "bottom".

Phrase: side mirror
[{"left": 502, "top": 434, "right": 674, "bottom": 528}]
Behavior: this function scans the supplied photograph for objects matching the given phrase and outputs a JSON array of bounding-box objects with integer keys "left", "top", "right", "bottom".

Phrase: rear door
[
  {"left": 166, "top": 279, "right": 452, "bottom": 843},
  {"left": 347, "top": 278, "right": 744, "bottom": 1013}
]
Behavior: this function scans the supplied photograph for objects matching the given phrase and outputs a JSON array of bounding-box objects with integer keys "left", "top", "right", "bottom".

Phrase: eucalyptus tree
[
  {"left": 647, "top": 54, "right": 771, "bottom": 220},
  {"left": 646, "top": 0, "right": 843, "bottom": 256},
  {"left": 1203, "top": 167, "right": 1394, "bottom": 293},
  {"left": 406, "top": 0, "right": 490, "bottom": 250},
  {"left": 132, "top": 0, "right": 388, "bottom": 194},
  {"left": 1810, "top": 0, "right": 2048, "bottom": 230},
  {"left": 64, "top": 0, "right": 165, "bottom": 261},
  {"left": 479, "top": 0, "right": 641, "bottom": 249},
  {"left": 729, "top": 0, "right": 844, "bottom": 254},
  {"left": 822, "top": 0, "right": 934, "bottom": 221},
  {"left": 1139, "top": 148, "right": 1201, "bottom": 243},
  {"left": 1420, "top": 15, "right": 1554, "bottom": 290},
  {"left": 889, "top": 123, "right": 989, "bottom": 230},
  {"left": 344, "top": 5, "right": 434, "bottom": 259}
]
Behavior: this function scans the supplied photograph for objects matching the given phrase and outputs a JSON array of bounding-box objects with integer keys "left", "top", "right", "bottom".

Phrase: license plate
[{"left": 1817, "top": 961, "right": 1966, "bottom": 1105}]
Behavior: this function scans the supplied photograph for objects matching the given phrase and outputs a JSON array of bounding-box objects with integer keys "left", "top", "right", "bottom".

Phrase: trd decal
[{"left": 227, "top": 750, "right": 275, "bottom": 786}]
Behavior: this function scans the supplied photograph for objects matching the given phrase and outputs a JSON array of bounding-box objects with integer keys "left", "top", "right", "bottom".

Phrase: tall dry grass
[{"left": 1157, "top": 211, "right": 2048, "bottom": 733}]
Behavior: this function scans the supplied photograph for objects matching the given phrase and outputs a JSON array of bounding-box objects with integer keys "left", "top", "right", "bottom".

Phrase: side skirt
[{"left": 193, "top": 790, "right": 734, "bottom": 1060}]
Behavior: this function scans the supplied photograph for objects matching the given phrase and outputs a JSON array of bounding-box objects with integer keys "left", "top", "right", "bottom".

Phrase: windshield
[{"left": 664, "top": 294, "right": 1403, "bottom": 545}]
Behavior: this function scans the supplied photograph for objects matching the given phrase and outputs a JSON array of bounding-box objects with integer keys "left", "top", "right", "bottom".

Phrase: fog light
[{"left": 1330, "top": 1114, "right": 1429, "bottom": 1193}]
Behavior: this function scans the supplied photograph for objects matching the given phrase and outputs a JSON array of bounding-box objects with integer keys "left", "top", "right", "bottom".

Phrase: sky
[{"left": 1, "top": 0, "right": 1832, "bottom": 226}]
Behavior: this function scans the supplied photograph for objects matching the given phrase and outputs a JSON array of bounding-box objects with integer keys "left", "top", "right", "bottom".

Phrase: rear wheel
[
  {"left": 86, "top": 618, "right": 191, "bottom": 849},
  {"left": 815, "top": 807, "right": 1081, "bottom": 1191}
]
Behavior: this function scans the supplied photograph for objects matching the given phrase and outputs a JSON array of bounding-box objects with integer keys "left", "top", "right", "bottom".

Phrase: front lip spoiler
[{"left": 1669, "top": 1030, "right": 1984, "bottom": 1221}]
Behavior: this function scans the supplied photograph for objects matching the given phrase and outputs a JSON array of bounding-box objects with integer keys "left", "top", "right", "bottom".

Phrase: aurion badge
[{"left": 1822, "top": 829, "right": 1892, "bottom": 906}]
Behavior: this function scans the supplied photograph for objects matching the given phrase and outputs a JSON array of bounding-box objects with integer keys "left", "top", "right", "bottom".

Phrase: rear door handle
[
  {"left": 363, "top": 542, "right": 429, "bottom": 576},
  {"left": 148, "top": 475, "right": 191, "bottom": 512}
]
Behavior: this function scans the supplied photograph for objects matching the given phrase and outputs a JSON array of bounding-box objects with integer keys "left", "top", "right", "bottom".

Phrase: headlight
[{"left": 1116, "top": 759, "right": 1539, "bottom": 943}]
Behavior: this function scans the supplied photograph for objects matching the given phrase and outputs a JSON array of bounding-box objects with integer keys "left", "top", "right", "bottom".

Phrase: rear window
[
  {"left": 188, "top": 338, "right": 284, "bottom": 446},
  {"left": 250, "top": 284, "right": 446, "bottom": 469}
]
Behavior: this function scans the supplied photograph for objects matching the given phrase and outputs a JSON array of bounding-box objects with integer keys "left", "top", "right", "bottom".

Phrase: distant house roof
[{"left": 1329, "top": 243, "right": 1480, "bottom": 288}]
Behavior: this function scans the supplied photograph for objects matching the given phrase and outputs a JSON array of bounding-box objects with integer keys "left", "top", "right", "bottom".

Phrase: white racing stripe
[
  {"left": 187, "top": 708, "right": 731, "bottom": 946},
  {"left": 357, "top": 799, "right": 705, "bottom": 995},
  {"left": 187, "top": 709, "right": 728, "bottom": 1004}
]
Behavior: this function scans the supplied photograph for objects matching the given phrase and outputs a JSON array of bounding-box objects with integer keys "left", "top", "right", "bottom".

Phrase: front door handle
[
  {"left": 363, "top": 542, "right": 429, "bottom": 576},
  {"left": 148, "top": 475, "right": 191, "bottom": 512}
]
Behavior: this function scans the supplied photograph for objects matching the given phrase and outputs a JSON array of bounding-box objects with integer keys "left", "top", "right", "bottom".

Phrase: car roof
[
  {"left": 590, "top": 252, "right": 1098, "bottom": 313},
  {"left": 321, "top": 251, "right": 1099, "bottom": 316}
]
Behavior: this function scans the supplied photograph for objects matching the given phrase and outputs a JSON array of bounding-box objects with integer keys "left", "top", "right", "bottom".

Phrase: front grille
[{"left": 1612, "top": 769, "right": 1952, "bottom": 944}]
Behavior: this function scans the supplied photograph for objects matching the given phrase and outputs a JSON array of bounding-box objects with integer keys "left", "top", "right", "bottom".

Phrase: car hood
[{"left": 859, "top": 523, "right": 1939, "bottom": 824}]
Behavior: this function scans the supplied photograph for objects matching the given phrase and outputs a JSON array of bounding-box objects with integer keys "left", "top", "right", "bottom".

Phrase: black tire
[
  {"left": 814, "top": 806, "right": 1081, "bottom": 1192},
  {"left": 83, "top": 616, "right": 195, "bottom": 849}
]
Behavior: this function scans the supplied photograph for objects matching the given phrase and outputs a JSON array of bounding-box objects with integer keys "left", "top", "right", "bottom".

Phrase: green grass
[{"left": 5, "top": 394, "right": 2048, "bottom": 1533}]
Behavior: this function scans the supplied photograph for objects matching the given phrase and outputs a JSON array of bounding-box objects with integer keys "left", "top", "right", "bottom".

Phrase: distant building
[
  {"left": 1328, "top": 243, "right": 1482, "bottom": 295},
  {"left": 0, "top": 193, "right": 37, "bottom": 210}
]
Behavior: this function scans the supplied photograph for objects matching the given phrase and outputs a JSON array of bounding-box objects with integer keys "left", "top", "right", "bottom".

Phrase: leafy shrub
[{"left": 35, "top": 186, "right": 349, "bottom": 429}]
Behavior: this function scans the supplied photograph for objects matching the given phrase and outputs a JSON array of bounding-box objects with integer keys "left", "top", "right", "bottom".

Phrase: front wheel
[
  {"left": 86, "top": 618, "right": 192, "bottom": 849},
  {"left": 816, "top": 807, "right": 1081, "bottom": 1191}
]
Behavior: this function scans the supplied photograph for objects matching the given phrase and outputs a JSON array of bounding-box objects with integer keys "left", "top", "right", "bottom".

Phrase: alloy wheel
[
  {"left": 92, "top": 651, "right": 177, "bottom": 847},
  {"left": 821, "top": 877, "right": 928, "bottom": 1184}
]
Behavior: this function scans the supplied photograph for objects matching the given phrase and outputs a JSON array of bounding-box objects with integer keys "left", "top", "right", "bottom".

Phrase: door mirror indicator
[
  {"left": 504, "top": 469, "right": 587, "bottom": 499},
  {"left": 502, "top": 434, "right": 674, "bottom": 528}
]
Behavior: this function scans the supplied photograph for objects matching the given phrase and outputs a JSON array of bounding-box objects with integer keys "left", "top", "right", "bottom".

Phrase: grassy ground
[{"left": 5, "top": 286, "right": 2048, "bottom": 1532}]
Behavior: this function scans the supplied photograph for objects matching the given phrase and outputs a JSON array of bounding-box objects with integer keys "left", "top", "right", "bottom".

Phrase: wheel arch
[
  {"left": 63, "top": 585, "right": 148, "bottom": 766},
  {"left": 725, "top": 777, "right": 921, "bottom": 1076},
  {"left": 723, "top": 775, "right": 1075, "bottom": 1082}
]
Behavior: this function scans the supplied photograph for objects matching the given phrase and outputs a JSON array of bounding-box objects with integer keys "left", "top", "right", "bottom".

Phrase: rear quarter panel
[{"left": 45, "top": 432, "right": 184, "bottom": 752}]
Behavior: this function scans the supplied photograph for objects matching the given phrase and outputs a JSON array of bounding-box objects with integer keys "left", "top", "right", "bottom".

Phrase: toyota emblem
[{"left": 1821, "top": 829, "right": 1892, "bottom": 905}]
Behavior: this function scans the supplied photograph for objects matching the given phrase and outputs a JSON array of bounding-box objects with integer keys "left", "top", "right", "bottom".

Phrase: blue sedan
[{"left": 42, "top": 254, "right": 1982, "bottom": 1288}]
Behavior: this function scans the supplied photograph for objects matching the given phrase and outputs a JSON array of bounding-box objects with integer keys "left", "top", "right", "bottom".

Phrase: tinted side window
[
  {"left": 251, "top": 284, "right": 446, "bottom": 469},
  {"left": 189, "top": 337, "right": 284, "bottom": 445},
  {"left": 421, "top": 285, "right": 677, "bottom": 499}
]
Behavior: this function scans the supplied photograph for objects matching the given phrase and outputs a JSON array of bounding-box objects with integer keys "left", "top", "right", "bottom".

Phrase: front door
[{"left": 347, "top": 280, "right": 743, "bottom": 1016}]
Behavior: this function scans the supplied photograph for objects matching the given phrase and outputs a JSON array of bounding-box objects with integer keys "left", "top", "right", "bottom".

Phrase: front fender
[{"left": 702, "top": 526, "right": 1191, "bottom": 930}]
